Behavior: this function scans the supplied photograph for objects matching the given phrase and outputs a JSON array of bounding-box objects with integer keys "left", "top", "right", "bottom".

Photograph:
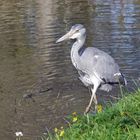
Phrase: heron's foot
[{"left": 84, "top": 105, "right": 91, "bottom": 114}]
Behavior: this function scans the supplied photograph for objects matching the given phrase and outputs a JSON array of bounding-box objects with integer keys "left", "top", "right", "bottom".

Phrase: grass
[{"left": 42, "top": 88, "right": 140, "bottom": 140}]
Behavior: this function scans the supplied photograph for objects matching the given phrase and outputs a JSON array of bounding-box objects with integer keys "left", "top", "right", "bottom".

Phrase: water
[{"left": 0, "top": 0, "right": 140, "bottom": 139}]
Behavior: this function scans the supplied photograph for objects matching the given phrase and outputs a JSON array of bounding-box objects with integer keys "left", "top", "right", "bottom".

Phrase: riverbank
[{"left": 43, "top": 88, "right": 140, "bottom": 140}]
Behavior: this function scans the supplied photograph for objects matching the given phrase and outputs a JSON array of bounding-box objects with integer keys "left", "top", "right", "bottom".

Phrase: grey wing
[
  {"left": 81, "top": 47, "right": 120, "bottom": 83},
  {"left": 93, "top": 53, "right": 120, "bottom": 83}
]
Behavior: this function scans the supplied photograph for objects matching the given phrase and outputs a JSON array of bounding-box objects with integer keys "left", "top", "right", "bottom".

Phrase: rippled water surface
[{"left": 0, "top": 0, "right": 140, "bottom": 139}]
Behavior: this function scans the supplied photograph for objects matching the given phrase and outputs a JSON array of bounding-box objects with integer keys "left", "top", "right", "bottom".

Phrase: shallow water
[{"left": 0, "top": 0, "right": 140, "bottom": 139}]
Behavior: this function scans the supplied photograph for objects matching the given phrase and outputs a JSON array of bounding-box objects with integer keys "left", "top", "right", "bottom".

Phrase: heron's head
[{"left": 56, "top": 24, "right": 86, "bottom": 43}]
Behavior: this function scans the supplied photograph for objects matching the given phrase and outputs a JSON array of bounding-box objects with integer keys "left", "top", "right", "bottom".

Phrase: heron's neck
[
  {"left": 72, "top": 35, "right": 86, "bottom": 53},
  {"left": 71, "top": 35, "right": 86, "bottom": 65}
]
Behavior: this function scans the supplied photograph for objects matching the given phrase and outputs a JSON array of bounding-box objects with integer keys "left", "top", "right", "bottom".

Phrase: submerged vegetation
[{"left": 42, "top": 88, "right": 140, "bottom": 140}]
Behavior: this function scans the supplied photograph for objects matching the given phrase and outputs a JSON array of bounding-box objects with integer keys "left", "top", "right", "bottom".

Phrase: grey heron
[{"left": 56, "top": 24, "right": 127, "bottom": 114}]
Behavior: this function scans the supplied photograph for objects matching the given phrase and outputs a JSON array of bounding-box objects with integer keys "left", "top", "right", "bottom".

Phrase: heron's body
[{"left": 56, "top": 24, "right": 127, "bottom": 113}]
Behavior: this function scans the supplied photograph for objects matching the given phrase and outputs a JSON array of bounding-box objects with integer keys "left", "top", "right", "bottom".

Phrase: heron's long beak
[{"left": 56, "top": 30, "right": 72, "bottom": 43}]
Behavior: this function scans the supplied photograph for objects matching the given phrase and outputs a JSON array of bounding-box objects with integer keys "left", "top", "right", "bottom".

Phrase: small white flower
[{"left": 15, "top": 132, "right": 23, "bottom": 137}]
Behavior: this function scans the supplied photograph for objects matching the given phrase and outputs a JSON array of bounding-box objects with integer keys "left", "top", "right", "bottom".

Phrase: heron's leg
[{"left": 85, "top": 84, "right": 99, "bottom": 114}]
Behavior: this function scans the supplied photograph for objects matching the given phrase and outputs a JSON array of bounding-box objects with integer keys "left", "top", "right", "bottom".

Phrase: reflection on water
[{"left": 0, "top": 0, "right": 139, "bottom": 139}]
